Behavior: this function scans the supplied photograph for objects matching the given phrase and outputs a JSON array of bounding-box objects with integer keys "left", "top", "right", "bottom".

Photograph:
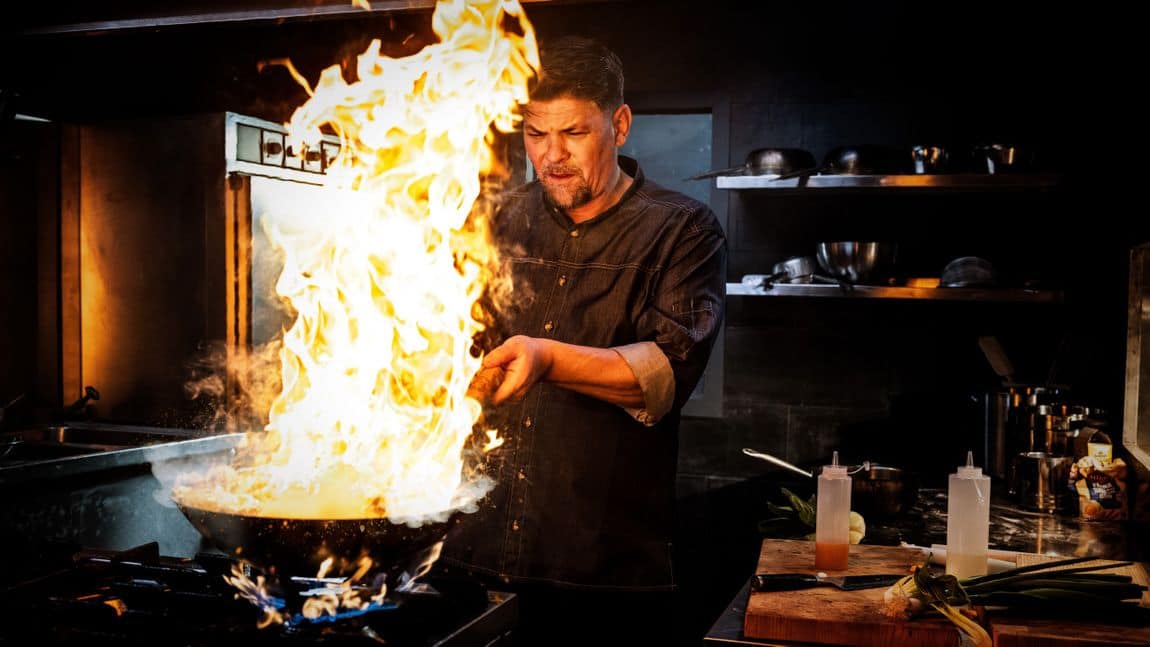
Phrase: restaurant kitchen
[{"left": 0, "top": 0, "right": 1144, "bottom": 644}]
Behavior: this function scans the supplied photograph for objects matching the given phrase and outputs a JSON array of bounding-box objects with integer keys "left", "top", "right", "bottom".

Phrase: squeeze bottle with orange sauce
[{"left": 815, "top": 451, "right": 851, "bottom": 570}]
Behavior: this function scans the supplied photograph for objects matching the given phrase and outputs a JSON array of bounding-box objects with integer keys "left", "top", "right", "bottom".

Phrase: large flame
[{"left": 175, "top": 0, "right": 537, "bottom": 523}]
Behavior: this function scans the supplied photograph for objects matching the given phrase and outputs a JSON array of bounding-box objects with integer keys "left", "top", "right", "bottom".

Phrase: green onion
[{"left": 883, "top": 555, "right": 1149, "bottom": 645}]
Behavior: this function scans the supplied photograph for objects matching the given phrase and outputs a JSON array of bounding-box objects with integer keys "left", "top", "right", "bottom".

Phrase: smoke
[{"left": 182, "top": 339, "right": 284, "bottom": 434}]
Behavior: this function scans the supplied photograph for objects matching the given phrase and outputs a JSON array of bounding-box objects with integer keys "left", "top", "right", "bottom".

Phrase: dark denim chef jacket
[{"left": 445, "top": 156, "right": 726, "bottom": 590}]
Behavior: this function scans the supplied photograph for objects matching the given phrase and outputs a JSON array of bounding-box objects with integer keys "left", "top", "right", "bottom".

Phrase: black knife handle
[{"left": 751, "top": 574, "right": 820, "bottom": 592}]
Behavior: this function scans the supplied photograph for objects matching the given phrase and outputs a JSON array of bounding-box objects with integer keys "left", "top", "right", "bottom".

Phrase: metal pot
[
  {"left": 816, "top": 241, "right": 897, "bottom": 283},
  {"left": 178, "top": 502, "right": 458, "bottom": 577},
  {"left": 849, "top": 465, "right": 919, "bottom": 518},
  {"left": 689, "top": 147, "right": 817, "bottom": 180},
  {"left": 761, "top": 255, "right": 818, "bottom": 286}
]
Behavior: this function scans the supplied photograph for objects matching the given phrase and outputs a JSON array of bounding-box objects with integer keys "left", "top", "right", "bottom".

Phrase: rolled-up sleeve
[
  {"left": 636, "top": 209, "right": 727, "bottom": 413},
  {"left": 615, "top": 341, "right": 674, "bottom": 426}
]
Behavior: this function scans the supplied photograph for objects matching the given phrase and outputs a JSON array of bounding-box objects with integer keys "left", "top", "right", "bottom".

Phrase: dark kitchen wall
[{"left": 1, "top": 121, "right": 60, "bottom": 426}]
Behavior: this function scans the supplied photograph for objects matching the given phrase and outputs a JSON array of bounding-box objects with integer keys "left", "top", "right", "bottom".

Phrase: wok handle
[
  {"left": 687, "top": 165, "right": 746, "bottom": 181},
  {"left": 770, "top": 165, "right": 824, "bottom": 182},
  {"left": 759, "top": 271, "right": 788, "bottom": 289}
]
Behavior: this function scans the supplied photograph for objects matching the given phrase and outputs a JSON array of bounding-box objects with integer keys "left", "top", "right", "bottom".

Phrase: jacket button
[
  {"left": 543, "top": 321, "right": 553, "bottom": 332},
  {"left": 524, "top": 416, "right": 532, "bottom": 428},
  {"left": 558, "top": 275, "right": 567, "bottom": 286},
  {"left": 569, "top": 229, "right": 579, "bottom": 238}
]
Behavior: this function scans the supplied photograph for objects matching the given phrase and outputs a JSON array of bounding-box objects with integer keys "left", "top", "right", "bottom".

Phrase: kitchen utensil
[
  {"left": 746, "top": 540, "right": 958, "bottom": 644},
  {"left": 60, "top": 386, "right": 100, "bottom": 419},
  {"left": 752, "top": 572, "right": 904, "bottom": 592},
  {"left": 177, "top": 502, "right": 459, "bottom": 577},
  {"left": 743, "top": 447, "right": 813, "bottom": 478},
  {"left": 688, "top": 147, "right": 817, "bottom": 180},
  {"left": 1008, "top": 451, "right": 1074, "bottom": 513},
  {"left": 972, "top": 143, "right": 1035, "bottom": 174},
  {"left": 771, "top": 145, "right": 913, "bottom": 182},
  {"left": 753, "top": 255, "right": 830, "bottom": 287},
  {"left": 815, "top": 241, "right": 897, "bottom": 283},
  {"left": 848, "top": 465, "right": 919, "bottom": 518},
  {"left": 912, "top": 145, "right": 949, "bottom": 174},
  {"left": 978, "top": 335, "right": 1015, "bottom": 385},
  {"left": 0, "top": 393, "right": 25, "bottom": 429},
  {"left": 941, "top": 256, "right": 995, "bottom": 287}
]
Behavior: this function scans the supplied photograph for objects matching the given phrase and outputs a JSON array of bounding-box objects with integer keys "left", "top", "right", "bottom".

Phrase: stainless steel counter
[
  {"left": 1, "top": 422, "right": 242, "bottom": 484},
  {"left": 0, "top": 423, "right": 243, "bottom": 566},
  {"left": 863, "top": 487, "right": 1148, "bottom": 562}
]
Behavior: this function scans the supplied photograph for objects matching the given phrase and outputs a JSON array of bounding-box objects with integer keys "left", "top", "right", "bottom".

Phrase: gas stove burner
[{"left": 0, "top": 542, "right": 515, "bottom": 646}]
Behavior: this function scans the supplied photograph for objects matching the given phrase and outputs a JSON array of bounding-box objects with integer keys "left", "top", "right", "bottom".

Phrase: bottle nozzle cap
[
  {"left": 957, "top": 449, "right": 983, "bottom": 477},
  {"left": 822, "top": 450, "right": 849, "bottom": 476}
]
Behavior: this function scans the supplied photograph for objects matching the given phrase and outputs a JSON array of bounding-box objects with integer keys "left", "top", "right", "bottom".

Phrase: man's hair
[{"left": 531, "top": 36, "right": 624, "bottom": 112}]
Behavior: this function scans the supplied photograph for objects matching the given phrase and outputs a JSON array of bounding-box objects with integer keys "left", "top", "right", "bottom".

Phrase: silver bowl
[{"left": 815, "top": 242, "right": 897, "bottom": 283}]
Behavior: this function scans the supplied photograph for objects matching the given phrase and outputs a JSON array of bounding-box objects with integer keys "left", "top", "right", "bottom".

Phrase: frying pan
[
  {"left": 178, "top": 502, "right": 458, "bottom": 577},
  {"left": 688, "top": 147, "right": 816, "bottom": 180}
]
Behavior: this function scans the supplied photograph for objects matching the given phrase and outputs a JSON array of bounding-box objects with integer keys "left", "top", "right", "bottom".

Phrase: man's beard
[{"left": 540, "top": 167, "right": 593, "bottom": 211}]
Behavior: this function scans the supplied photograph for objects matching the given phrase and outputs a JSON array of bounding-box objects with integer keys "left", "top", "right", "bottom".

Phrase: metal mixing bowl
[{"left": 815, "top": 241, "right": 897, "bottom": 283}]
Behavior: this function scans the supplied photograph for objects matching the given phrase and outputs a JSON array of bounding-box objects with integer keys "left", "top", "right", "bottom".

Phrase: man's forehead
[{"left": 523, "top": 96, "right": 608, "bottom": 124}]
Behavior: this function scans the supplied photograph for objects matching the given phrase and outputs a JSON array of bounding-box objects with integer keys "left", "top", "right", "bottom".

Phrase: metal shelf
[
  {"left": 726, "top": 281, "right": 1063, "bottom": 303},
  {"left": 715, "top": 173, "right": 1061, "bottom": 190}
]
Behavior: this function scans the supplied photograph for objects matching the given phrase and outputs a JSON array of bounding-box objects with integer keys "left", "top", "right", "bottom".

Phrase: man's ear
[{"left": 612, "top": 104, "right": 632, "bottom": 148}]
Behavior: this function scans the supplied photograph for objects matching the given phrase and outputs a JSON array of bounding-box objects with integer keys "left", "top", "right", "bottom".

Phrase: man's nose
[{"left": 542, "top": 137, "right": 569, "bottom": 164}]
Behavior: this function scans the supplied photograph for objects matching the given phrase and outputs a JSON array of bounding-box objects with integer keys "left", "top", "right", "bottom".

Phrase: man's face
[{"left": 523, "top": 96, "right": 630, "bottom": 218}]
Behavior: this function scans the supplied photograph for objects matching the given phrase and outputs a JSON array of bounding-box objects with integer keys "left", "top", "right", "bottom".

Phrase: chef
[{"left": 444, "top": 34, "right": 726, "bottom": 643}]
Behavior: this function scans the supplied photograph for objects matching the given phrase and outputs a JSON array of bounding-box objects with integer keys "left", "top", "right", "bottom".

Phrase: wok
[
  {"left": 773, "top": 144, "right": 913, "bottom": 181},
  {"left": 689, "top": 147, "right": 816, "bottom": 180},
  {"left": 178, "top": 502, "right": 458, "bottom": 577}
]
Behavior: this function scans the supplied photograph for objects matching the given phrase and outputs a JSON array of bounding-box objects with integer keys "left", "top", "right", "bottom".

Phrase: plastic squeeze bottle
[
  {"left": 946, "top": 450, "right": 991, "bottom": 578},
  {"left": 815, "top": 450, "right": 851, "bottom": 570}
]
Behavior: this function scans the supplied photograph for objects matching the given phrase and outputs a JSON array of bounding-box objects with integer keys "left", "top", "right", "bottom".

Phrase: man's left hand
[{"left": 482, "top": 335, "right": 554, "bottom": 404}]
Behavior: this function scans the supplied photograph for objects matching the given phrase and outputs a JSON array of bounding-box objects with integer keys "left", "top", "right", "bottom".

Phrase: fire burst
[{"left": 174, "top": 0, "right": 538, "bottom": 524}]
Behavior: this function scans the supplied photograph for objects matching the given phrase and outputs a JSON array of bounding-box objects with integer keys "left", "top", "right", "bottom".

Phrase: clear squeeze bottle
[
  {"left": 815, "top": 450, "right": 851, "bottom": 570},
  {"left": 946, "top": 450, "right": 991, "bottom": 578}
]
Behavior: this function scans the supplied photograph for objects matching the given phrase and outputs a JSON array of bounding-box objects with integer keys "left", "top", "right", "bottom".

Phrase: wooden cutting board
[
  {"left": 744, "top": 539, "right": 960, "bottom": 646},
  {"left": 744, "top": 539, "right": 1150, "bottom": 647}
]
